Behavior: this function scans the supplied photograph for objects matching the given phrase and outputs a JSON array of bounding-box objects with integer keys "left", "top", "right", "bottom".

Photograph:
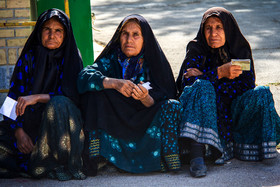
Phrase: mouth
[
  {"left": 209, "top": 39, "right": 220, "bottom": 43},
  {"left": 124, "top": 45, "right": 134, "bottom": 49}
]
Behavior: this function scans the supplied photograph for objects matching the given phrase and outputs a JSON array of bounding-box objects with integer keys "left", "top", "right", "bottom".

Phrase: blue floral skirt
[
  {"left": 88, "top": 99, "right": 182, "bottom": 173},
  {"left": 179, "top": 79, "right": 280, "bottom": 161}
]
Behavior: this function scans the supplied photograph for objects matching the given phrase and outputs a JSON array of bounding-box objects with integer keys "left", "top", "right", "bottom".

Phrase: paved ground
[{"left": 1, "top": 0, "right": 280, "bottom": 186}]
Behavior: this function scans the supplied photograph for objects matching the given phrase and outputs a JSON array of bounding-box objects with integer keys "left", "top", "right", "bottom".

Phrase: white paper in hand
[
  {"left": 141, "top": 82, "right": 152, "bottom": 90},
  {"left": 0, "top": 97, "right": 18, "bottom": 121}
]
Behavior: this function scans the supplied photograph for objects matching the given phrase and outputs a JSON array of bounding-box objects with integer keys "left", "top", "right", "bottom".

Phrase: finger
[
  {"left": 16, "top": 104, "right": 20, "bottom": 116},
  {"left": 132, "top": 88, "right": 141, "bottom": 98},
  {"left": 26, "top": 139, "right": 34, "bottom": 153},
  {"left": 131, "top": 93, "right": 138, "bottom": 100},
  {"left": 231, "top": 66, "right": 242, "bottom": 71},
  {"left": 126, "top": 81, "right": 136, "bottom": 88},
  {"left": 19, "top": 144, "right": 28, "bottom": 154},
  {"left": 122, "top": 89, "right": 132, "bottom": 97},
  {"left": 20, "top": 103, "right": 27, "bottom": 116},
  {"left": 137, "top": 84, "right": 147, "bottom": 91},
  {"left": 123, "top": 90, "right": 130, "bottom": 97},
  {"left": 16, "top": 100, "right": 22, "bottom": 116},
  {"left": 193, "top": 68, "right": 202, "bottom": 74}
]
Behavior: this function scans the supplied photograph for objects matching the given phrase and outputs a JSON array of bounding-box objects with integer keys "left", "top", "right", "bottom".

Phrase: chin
[
  {"left": 46, "top": 45, "right": 60, "bottom": 50},
  {"left": 210, "top": 44, "right": 222, "bottom": 49},
  {"left": 124, "top": 51, "right": 137, "bottom": 57}
]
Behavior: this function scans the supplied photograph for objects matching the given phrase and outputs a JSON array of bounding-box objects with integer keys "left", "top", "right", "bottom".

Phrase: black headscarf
[
  {"left": 96, "top": 14, "right": 176, "bottom": 99},
  {"left": 12, "top": 8, "right": 83, "bottom": 105},
  {"left": 177, "top": 7, "right": 255, "bottom": 90},
  {"left": 82, "top": 14, "right": 176, "bottom": 139}
]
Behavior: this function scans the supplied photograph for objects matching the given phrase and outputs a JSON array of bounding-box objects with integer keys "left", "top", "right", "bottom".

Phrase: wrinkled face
[
  {"left": 204, "top": 16, "right": 226, "bottom": 48},
  {"left": 120, "top": 21, "right": 144, "bottom": 57},
  {"left": 41, "top": 18, "right": 65, "bottom": 49}
]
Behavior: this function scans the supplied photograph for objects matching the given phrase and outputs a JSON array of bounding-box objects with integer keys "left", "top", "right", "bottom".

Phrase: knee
[
  {"left": 162, "top": 99, "right": 183, "bottom": 115},
  {"left": 249, "top": 86, "right": 273, "bottom": 107},
  {"left": 48, "top": 96, "right": 73, "bottom": 108},
  {"left": 45, "top": 96, "right": 77, "bottom": 115},
  {"left": 181, "top": 79, "right": 215, "bottom": 98},
  {"left": 253, "top": 86, "right": 272, "bottom": 99}
]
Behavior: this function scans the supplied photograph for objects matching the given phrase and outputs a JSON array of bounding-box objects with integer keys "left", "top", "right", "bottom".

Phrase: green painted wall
[{"left": 34, "top": 0, "right": 94, "bottom": 66}]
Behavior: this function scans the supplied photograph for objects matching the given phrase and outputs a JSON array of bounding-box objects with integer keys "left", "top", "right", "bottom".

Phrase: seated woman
[
  {"left": 78, "top": 14, "right": 182, "bottom": 174},
  {"left": 176, "top": 7, "right": 280, "bottom": 178},
  {"left": 0, "top": 9, "right": 85, "bottom": 180}
]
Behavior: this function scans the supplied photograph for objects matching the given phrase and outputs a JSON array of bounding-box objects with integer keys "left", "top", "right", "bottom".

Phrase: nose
[
  {"left": 210, "top": 28, "right": 217, "bottom": 36},
  {"left": 127, "top": 34, "right": 133, "bottom": 42},
  {"left": 49, "top": 31, "right": 55, "bottom": 38}
]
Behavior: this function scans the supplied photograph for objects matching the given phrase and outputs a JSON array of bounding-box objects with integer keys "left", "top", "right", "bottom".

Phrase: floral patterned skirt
[
  {"left": 0, "top": 96, "right": 85, "bottom": 180},
  {"left": 88, "top": 99, "right": 182, "bottom": 173}
]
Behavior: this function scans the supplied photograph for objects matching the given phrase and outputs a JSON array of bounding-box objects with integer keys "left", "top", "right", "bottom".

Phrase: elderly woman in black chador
[
  {"left": 177, "top": 7, "right": 280, "bottom": 177},
  {"left": 0, "top": 9, "right": 85, "bottom": 180},
  {"left": 78, "top": 14, "right": 182, "bottom": 174}
]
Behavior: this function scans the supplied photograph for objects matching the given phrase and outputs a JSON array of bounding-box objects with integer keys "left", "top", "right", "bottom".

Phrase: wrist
[
  {"left": 217, "top": 66, "right": 223, "bottom": 79},
  {"left": 140, "top": 93, "right": 149, "bottom": 102},
  {"left": 103, "top": 77, "right": 115, "bottom": 89},
  {"left": 15, "top": 128, "right": 24, "bottom": 139}
]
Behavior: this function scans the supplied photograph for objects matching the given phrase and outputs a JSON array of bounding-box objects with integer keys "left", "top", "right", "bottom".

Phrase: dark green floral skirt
[
  {"left": 0, "top": 96, "right": 85, "bottom": 180},
  {"left": 88, "top": 99, "right": 182, "bottom": 173}
]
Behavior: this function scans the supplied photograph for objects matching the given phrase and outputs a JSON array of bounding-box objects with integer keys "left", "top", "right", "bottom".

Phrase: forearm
[
  {"left": 33, "top": 94, "right": 50, "bottom": 103},
  {"left": 103, "top": 77, "right": 118, "bottom": 89},
  {"left": 140, "top": 94, "right": 154, "bottom": 107}
]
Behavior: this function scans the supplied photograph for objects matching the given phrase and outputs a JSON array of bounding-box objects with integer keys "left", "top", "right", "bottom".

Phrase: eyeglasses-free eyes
[{"left": 42, "top": 27, "right": 64, "bottom": 38}]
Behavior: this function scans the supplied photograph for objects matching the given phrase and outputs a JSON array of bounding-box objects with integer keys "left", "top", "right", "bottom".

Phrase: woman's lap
[
  {"left": 29, "top": 96, "right": 84, "bottom": 179},
  {"left": 179, "top": 80, "right": 223, "bottom": 159},
  {"left": 231, "top": 86, "right": 280, "bottom": 160},
  {"left": 0, "top": 96, "right": 84, "bottom": 179},
  {"left": 88, "top": 99, "right": 182, "bottom": 173},
  {"left": 180, "top": 80, "right": 280, "bottom": 161}
]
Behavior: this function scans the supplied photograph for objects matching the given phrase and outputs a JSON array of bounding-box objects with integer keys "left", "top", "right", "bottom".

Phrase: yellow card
[{"left": 231, "top": 59, "right": 251, "bottom": 71}]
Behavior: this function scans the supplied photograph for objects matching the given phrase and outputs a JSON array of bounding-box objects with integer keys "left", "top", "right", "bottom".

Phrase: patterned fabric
[
  {"left": 88, "top": 100, "right": 182, "bottom": 173},
  {"left": 28, "top": 96, "right": 85, "bottom": 180},
  {"left": 179, "top": 79, "right": 280, "bottom": 161},
  {"left": 231, "top": 86, "right": 280, "bottom": 161},
  {"left": 179, "top": 80, "right": 223, "bottom": 154},
  {"left": 177, "top": 53, "right": 255, "bottom": 145},
  {"left": 0, "top": 96, "right": 85, "bottom": 180},
  {"left": 118, "top": 47, "right": 144, "bottom": 81},
  {"left": 0, "top": 121, "right": 29, "bottom": 178},
  {"left": 0, "top": 9, "right": 84, "bottom": 180},
  {"left": 176, "top": 7, "right": 256, "bottom": 149},
  {"left": 6, "top": 50, "right": 63, "bottom": 132},
  {"left": 1, "top": 49, "right": 63, "bottom": 174}
]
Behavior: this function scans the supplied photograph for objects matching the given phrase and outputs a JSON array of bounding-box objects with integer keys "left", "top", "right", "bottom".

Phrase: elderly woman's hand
[
  {"left": 132, "top": 82, "right": 154, "bottom": 107},
  {"left": 15, "top": 128, "right": 34, "bottom": 154},
  {"left": 103, "top": 77, "right": 136, "bottom": 97},
  {"left": 184, "top": 68, "right": 203, "bottom": 79},
  {"left": 218, "top": 62, "right": 242, "bottom": 79},
  {"left": 16, "top": 94, "right": 50, "bottom": 116},
  {"left": 16, "top": 95, "right": 38, "bottom": 116},
  {"left": 115, "top": 79, "right": 136, "bottom": 97}
]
